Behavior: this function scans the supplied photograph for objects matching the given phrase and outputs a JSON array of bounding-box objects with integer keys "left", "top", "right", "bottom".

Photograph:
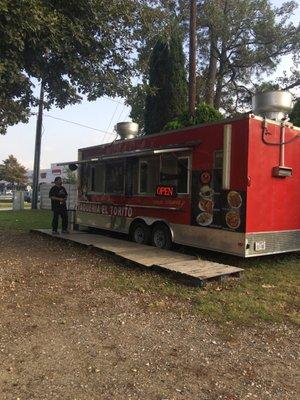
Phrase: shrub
[{"left": 163, "top": 103, "right": 223, "bottom": 131}]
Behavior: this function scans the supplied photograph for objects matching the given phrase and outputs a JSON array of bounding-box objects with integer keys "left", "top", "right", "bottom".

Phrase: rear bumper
[{"left": 245, "top": 230, "right": 300, "bottom": 257}]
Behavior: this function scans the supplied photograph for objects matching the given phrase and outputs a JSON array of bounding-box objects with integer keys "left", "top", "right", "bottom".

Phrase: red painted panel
[
  {"left": 87, "top": 194, "right": 191, "bottom": 225},
  {"left": 246, "top": 118, "right": 300, "bottom": 232},
  {"left": 230, "top": 119, "right": 249, "bottom": 190}
]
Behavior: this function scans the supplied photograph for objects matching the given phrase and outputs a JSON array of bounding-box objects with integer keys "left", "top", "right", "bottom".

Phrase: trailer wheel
[
  {"left": 131, "top": 222, "right": 151, "bottom": 245},
  {"left": 152, "top": 224, "right": 172, "bottom": 249}
]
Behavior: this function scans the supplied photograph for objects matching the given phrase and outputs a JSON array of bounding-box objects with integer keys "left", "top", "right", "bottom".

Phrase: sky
[{"left": 0, "top": 0, "right": 299, "bottom": 171}]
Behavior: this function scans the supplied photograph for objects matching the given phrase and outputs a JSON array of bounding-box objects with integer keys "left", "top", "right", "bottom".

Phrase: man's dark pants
[{"left": 52, "top": 207, "right": 68, "bottom": 232}]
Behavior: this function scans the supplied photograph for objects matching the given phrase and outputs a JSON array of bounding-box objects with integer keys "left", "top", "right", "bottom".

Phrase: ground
[{"left": 0, "top": 211, "right": 299, "bottom": 399}]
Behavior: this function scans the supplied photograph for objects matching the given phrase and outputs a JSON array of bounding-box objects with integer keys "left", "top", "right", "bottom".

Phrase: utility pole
[
  {"left": 189, "top": 0, "right": 197, "bottom": 117},
  {"left": 31, "top": 82, "right": 44, "bottom": 209}
]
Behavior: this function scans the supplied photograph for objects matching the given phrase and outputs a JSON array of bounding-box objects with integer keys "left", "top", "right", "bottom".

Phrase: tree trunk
[
  {"left": 214, "top": 43, "right": 226, "bottom": 109},
  {"left": 213, "top": 0, "right": 229, "bottom": 110},
  {"left": 204, "top": 28, "right": 218, "bottom": 106}
]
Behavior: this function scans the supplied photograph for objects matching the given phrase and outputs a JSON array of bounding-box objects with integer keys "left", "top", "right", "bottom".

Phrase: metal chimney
[
  {"left": 252, "top": 91, "right": 293, "bottom": 121},
  {"left": 115, "top": 122, "right": 139, "bottom": 140}
]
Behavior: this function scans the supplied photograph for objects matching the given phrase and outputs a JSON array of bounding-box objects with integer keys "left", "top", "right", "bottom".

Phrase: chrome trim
[
  {"left": 75, "top": 211, "right": 299, "bottom": 257},
  {"left": 247, "top": 228, "right": 300, "bottom": 234},
  {"left": 153, "top": 147, "right": 191, "bottom": 154},
  {"left": 126, "top": 204, "right": 182, "bottom": 211},
  {"left": 170, "top": 223, "right": 246, "bottom": 256},
  {"left": 245, "top": 230, "right": 300, "bottom": 256},
  {"left": 77, "top": 201, "right": 183, "bottom": 211},
  {"left": 222, "top": 124, "right": 231, "bottom": 189},
  {"left": 76, "top": 211, "right": 131, "bottom": 234}
]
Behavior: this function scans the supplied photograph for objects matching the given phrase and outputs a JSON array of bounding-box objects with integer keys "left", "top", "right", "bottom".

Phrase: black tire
[
  {"left": 131, "top": 222, "right": 151, "bottom": 245},
  {"left": 151, "top": 224, "right": 172, "bottom": 249}
]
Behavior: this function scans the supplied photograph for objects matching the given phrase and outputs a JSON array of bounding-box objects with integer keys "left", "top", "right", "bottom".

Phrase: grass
[
  {"left": 0, "top": 209, "right": 299, "bottom": 326},
  {"left": 0, "top": 198, "right": 13, "bottom": 204},
  {"left": 0, "top": 209, "right": 50, "bottom": 231},
  {"left": 0, "top": 202, "right": 31, "bottom": 209},
  {"left": 0, "top": 203, "right": 11, "bottom": 208},
  {"left": 99, "top": 253, "right": 300, "bottom": 326}
]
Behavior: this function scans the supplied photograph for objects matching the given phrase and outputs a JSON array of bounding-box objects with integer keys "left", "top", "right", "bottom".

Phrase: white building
[{"left": 27, "top": 163, "right": 69, "bottom": 185}]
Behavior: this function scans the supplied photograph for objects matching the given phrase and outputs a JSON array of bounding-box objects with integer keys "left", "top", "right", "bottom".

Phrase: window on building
[
  {"left": 160, "top": 154, "right": 190, "bottom": 194},
  {"left": 105, "top": 161, "right": 124, "bottom": 194},
  {"left": 138, "top": 156, "right": 160, "bottom": 194}
]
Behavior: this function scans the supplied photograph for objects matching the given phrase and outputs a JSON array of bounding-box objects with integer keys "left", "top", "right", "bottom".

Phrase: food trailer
[{"left": 60, "top": 92, "right": 300, "bottom": 257}]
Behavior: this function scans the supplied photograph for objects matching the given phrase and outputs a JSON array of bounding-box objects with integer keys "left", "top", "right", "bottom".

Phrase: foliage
[
  {"left": 197, "top": 0, "right": 300, "bottom": 113},
  {"left": 129, "top": 0, "right": 299, "bottom": 117},
  {"left": 63, "top": 167, "right": 78, "bottom": 184},
  {"left": 144, "top": 25, "right": 188, "bottom": 134},
  {"left": 126, "top": 84, "right": 147, "bottom": 131},
  {"left": 0, "top": 0, "right": 156, "bottom": 134},
  {"left": 289, "top": 98, "right": 300, "bottom": 127},
  {"left": 0, "top": 155, "right": 28, "bottom": 187},
  {"left": 164, "top": 103, "right": 223, "bottom": 131}
]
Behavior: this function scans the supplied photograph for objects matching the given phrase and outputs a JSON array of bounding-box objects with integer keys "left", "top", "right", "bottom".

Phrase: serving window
[
  {"left": 125, "top": 158, "right": 139, "bottom": 196},
  {"left": 89, "top": 163, "right": 105, "bottom": 193},
  {"left": 138, "top": 156, "right": 160, "bottom": 194},
  {"left": 160, "top": 154, "right": 190, "bottom": 194},
  {"left": 105, "top": 161, "right": 125, "bottom": 194}
]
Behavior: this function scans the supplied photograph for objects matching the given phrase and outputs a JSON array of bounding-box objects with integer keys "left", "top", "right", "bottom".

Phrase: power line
[
  {"left": 33, "top": 112, "right": 115, "bottom": 137},
  {"left": 103, "top": 101, "right": 120, "bottom": 143},
  {"left": 116, "top": 104, "right": 127, "bottom": 123},
  {"left": 103, "top": 96, "right": 124, "bottom": 105}
]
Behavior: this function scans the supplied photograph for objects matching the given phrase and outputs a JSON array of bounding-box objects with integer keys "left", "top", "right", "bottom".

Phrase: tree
[
  {"left": 0, "top": 155, "right": 28, "bottom": 188},
  {"left": 0, "top": 0, "right": 157, "bottom": 134},
  {"left": 290, "top": 98, "right": 300, "bottom": 127},
  {"left": 63, "top": 167, "right": 78, "bottom": 185},
  {"left": 198, "top": 0, "right": 300, "bottom": 112},
  {"left": 144, "top": 26, "right": 188, "bottom": 134},
  {"left": 129, "top": 1, "right": 299, "bottom": 119}
]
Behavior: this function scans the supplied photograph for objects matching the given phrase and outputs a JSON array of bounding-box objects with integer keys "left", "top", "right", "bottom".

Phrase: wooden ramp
[{"left": 32, "top": 229, "right": 243, "bottom": 286}]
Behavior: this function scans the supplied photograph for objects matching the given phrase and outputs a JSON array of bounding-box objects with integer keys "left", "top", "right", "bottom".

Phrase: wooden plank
[
  {"left": 32, "top": 229, "right": 243, "bottom": 283},
  {"left": 158, "top": 260, "right": 243, "bottom": 280}
]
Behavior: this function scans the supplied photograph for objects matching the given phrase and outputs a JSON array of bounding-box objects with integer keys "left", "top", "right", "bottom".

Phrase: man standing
[{"left": 49, "top": 177, "right": 69, "bottom": 234}]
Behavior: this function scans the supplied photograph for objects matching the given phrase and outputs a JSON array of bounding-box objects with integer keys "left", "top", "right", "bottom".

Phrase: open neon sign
[{"left": 155, "top": 185, "right": 177, "bottom": 197}]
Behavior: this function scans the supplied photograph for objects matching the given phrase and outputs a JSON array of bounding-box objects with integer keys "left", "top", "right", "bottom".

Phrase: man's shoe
[
  {"left": 61, "top": 230, "right": 70, "bottom": 234},
  {"left": 52, "top": 231, "right": 59, "bottom": 235}
]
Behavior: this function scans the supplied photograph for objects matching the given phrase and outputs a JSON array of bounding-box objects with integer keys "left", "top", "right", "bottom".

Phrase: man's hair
[{"left": 54, "top": 177, "right": 62, "bottom": 182}]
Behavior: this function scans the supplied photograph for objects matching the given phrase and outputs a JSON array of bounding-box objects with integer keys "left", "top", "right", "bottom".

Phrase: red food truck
[{"left": 60, "top": 110, "right": 300, "bottom": 257}]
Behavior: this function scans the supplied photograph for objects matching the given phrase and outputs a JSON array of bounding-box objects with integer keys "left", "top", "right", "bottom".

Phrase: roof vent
[
  {"left": 252, "top": 90, "right": 293, "bottom": 121},
  {"left": 115, "top": 122, "right": 139, "bottom": 140}
]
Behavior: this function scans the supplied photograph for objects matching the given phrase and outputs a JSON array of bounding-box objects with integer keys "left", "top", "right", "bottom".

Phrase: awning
[
  {"left": 57, "top": 144, "right": 195, "bottom": 166},
  {"left": 56, "top": 158, "right": 99, "bottom": 166},
  {"left": 100, "top": 146, "right": 191, "bottom": 161}
]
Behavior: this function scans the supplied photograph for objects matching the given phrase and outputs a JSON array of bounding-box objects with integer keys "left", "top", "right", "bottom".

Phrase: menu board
[{"left": 191, "top": 170, "right": 246, "bottom": 232}]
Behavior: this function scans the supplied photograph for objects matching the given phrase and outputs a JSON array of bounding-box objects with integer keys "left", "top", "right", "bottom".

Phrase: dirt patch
[{"left": 0, "top": 231, "right": 298, "bottom": 399}]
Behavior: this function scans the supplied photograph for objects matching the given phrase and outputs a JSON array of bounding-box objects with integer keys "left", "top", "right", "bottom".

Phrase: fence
[{"left": 40, "top": 184, "right": 77, "bottom": 210}]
